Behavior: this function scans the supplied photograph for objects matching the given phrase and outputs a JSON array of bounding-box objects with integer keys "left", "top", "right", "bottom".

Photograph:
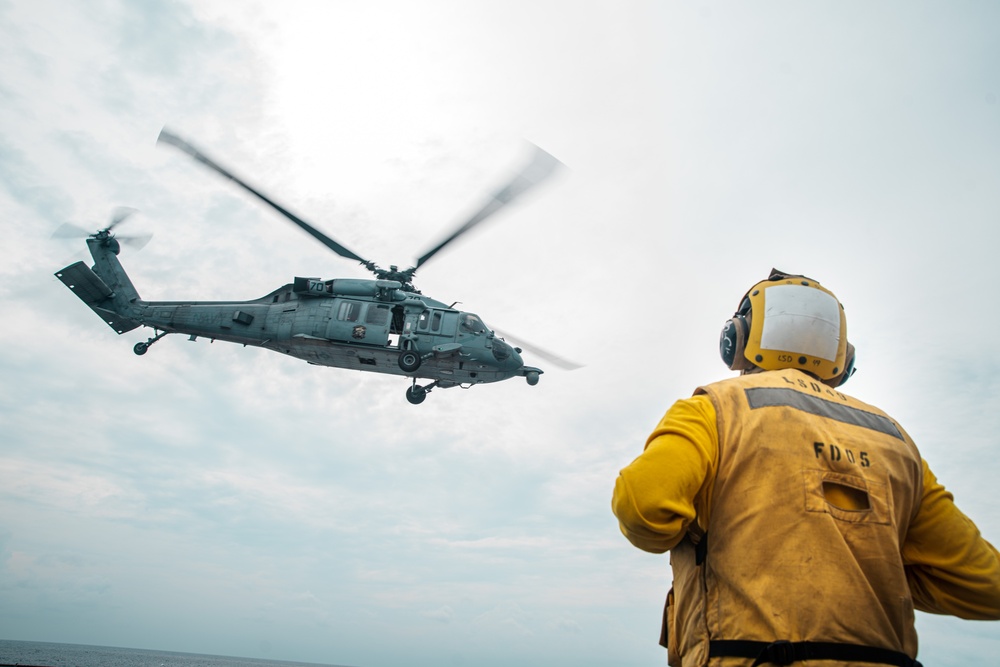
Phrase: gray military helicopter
[{"left": 54, "top": 130, "right": 574, "bottom": 404}]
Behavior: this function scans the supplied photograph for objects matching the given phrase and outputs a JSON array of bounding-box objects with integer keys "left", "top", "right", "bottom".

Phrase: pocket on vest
[{"left": 803, "top": 469, "right": 890, "bottom": 525}]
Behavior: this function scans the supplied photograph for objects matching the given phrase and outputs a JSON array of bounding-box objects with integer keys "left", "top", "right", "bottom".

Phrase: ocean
[{"left": 0, "top": 641, "right": 352, "bottom": 667}]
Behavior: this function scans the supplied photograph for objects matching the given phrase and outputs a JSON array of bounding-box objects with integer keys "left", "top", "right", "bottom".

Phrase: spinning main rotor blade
[
  {"left": 492, "top": 327, "right": 583, "bottom": 371},
  {"left": 414, "top": 144, "right": 563, "bottom": 270},
  {"left": 157, "top": 129, "right": 370, "bottom": 265}
]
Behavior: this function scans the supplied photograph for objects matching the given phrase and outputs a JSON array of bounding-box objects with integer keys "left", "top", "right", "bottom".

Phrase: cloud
[
  {"left": 420, "top": 605, "right": 454, "bottom": 623},
  {"left": 2, "top": 2, "right": 1000, "bottom": 667},
  {"left": 554, "top": 616, "right": 581, "bottom": 634}
]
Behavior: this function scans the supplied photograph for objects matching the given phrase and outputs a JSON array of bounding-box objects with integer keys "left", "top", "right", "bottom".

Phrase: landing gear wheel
[
  {"left": 134, "top": 329, "right": 168, "bottom": 355},
  {"left": 405, "top": 385, "right": 427, "bottom": 405},
  {"left": 398, "top": 350, "right": 422, "bottom": 373}
]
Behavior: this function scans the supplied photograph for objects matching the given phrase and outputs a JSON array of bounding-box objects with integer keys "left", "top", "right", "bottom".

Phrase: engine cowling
[{"left": 292, "top": 277, "right": 405, "bottom": 301}]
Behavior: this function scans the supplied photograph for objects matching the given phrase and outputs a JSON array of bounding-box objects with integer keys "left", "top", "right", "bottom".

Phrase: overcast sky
[{"left": 2, "top": 1, "right": 999, "bottom": 666}]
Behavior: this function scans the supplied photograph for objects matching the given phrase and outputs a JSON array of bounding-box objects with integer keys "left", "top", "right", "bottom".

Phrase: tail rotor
[{"left": 51, "top": 207, "right": 152, "bottom": 251}]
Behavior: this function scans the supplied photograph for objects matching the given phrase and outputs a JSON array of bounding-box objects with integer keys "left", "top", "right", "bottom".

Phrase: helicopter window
[
  {"left": 337, "top": 301, "right": 364, "bottom": 322},
  {"left": 416, "top": 310, "right": 445, "bottom": 333},
  {"left": 366, "top": 305, "right": 390, "bottom": 326},
  {"left": 461, "top": 314, "right": 487, "bottom": 334}
]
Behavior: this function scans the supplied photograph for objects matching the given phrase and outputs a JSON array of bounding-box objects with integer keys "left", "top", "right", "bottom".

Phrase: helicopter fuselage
[
  {"left": 137, "top": 281, "right": 526, "bottom": 385},
  {"left": 55, "top": 237, "right": 541, "bottom": 403}
]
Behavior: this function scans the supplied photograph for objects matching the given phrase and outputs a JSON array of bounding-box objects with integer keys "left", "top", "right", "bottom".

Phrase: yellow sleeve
[
  {"left": 902, "top": 460, "right": 1000, "bottom": 619},
  {"left": 611, "top": 394, "right": 719, "bottom": 554}
]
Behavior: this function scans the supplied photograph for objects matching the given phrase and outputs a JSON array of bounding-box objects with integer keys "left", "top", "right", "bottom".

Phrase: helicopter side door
[
  {"left": 416, "top": 309, "right": 458, "bottom": 339},
  {"left": 325, "top": 299, "right": 391, "bottom": 346},
  {"left": 399, "top": 307, "right": 458, "bottom": 351}
]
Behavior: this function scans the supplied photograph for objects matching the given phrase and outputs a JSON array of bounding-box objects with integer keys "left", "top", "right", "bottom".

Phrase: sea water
[{"left": 0, "top": 641, "right": 351, "bottom": 667}]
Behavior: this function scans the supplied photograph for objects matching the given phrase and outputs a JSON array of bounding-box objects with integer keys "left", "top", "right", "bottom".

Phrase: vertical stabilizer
[
  {"left": 53, "top": 235, "right": 144, "bottom": 334},
  {"left": 88, "top": 236, "right": 141, "bottom": 305}
]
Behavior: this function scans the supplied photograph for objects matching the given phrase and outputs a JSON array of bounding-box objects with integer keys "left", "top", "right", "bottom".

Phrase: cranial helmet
[{"left": 719, "top": 269, "right": 856, "bottom": 387}]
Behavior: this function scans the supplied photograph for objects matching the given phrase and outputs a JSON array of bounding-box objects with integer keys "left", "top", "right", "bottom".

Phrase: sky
[{"left": 1, "top": 1, "right": 999, "bottom": 666}]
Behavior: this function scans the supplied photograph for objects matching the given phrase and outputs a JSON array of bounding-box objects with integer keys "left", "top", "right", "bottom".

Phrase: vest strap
[{"left": 709, "top": 639, "right": 922, "bottom": 667}]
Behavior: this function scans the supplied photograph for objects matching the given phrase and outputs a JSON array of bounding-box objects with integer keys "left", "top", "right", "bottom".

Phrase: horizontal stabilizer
[
  {"left": 55, "top": 262, "right": 141, "bottom": 334},
  {"left": 56, "top": 261, "right": 113, "bottom": 305}
]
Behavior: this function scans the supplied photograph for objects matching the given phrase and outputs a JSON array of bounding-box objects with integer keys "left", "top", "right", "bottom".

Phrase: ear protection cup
[
  {"left": 720, "top": 297, "right": 754, "bottom": 371},
  {"left": 719, "top": 316, "right": 749, "bottom": 370},
  {"left": 826, "top": 341, "right": 857, "bottom": 387}
]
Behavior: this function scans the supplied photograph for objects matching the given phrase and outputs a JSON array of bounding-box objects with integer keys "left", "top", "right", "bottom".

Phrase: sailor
[{"left": 612, "top": 269, "right": 1000, "bottom": 666}]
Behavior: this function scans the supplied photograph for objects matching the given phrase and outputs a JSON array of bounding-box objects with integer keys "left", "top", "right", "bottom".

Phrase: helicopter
[{"left": 54, "top": 129, "right": 575, "bottom": 404}]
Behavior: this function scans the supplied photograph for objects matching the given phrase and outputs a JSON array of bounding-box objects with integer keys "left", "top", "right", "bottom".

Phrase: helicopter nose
[
  {"left": 509, "top": 347, "right": 528, "bottom": 374},
  {"left": 490, "top": 337, "right": 523, "bottom": 370}
]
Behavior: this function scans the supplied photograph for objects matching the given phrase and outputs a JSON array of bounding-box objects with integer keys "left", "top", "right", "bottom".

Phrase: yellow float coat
[{"left": 613, "top": 369, "right": 1000, "bottom": 666}]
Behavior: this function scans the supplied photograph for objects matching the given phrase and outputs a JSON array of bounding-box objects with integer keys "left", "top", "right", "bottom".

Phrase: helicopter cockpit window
[
  {"left": 337, "top": 301, "right": 363, "bottom": 322},
  {"left": 461, "top": 314, "right": 487, "bottom": 334}
]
